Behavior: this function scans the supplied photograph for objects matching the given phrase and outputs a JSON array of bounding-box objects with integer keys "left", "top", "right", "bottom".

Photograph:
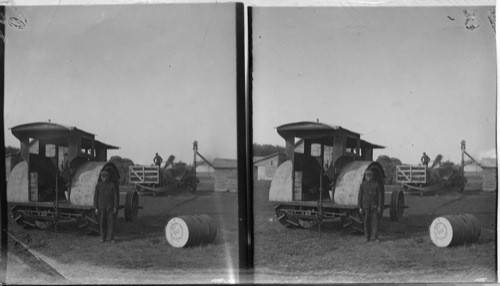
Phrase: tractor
[
  {"left": 7, "top": 122, "right": 140, "bottom": 234},
  {"left": 269, "top": 121, "right": 406, "bottom": 233}
]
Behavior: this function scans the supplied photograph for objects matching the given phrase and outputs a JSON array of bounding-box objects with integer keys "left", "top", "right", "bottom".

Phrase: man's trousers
[
  {"left": 99, "top": 208, "right": 115, "bottom": 242},
  {"left": 363, "top": 207, "right": 379, "bottom": 240}
]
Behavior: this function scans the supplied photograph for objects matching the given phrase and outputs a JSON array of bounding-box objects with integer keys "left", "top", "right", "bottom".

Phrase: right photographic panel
[{"left": 251, "top": 4, "right": 497, "bottom": 283}]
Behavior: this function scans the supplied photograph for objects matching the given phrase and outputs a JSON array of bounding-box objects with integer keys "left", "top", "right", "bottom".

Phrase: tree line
[{"left": 253, "top": 143, "right": 285, "bottom": 157}]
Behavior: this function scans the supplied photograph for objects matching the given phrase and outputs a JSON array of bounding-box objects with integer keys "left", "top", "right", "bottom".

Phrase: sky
[
  {"left": 252, "top": 5, "right": 496, "bottom": 165},
  {"left": 4, "top": 4, "right": 238, "bottom": 165}
]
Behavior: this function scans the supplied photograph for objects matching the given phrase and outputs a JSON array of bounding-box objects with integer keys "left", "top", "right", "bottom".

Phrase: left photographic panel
[{"left": 4, "top": 3, "right": 241, "bottom": 284}]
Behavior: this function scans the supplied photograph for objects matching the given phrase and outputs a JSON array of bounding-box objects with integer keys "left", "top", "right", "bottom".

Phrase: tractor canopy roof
[
  {"left": 276, "top": 121, "right": 384, "bottom": 149},
  {"left": 10, "top": 122, "right": 119, "bottom": 150}
]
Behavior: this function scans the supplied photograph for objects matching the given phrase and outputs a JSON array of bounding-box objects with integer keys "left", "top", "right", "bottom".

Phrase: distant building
[
  {"left": 463, "top": 157, "right": 497, "bottom": 192},
  {"left": 480, "top": 158, "right": 497, "bottom": 192},
  {"left": 196, "top": 161, "right": 215, "bottom": 174},
  {"left": 213, "top": 158, "right": 238, "bottom": 192},
  {"left": 253, "top": 152, "right": 286, "bottom": 181}
]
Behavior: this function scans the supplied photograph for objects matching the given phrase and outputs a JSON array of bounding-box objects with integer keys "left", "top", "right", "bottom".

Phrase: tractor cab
[
  {"left": 270, "top": 121, "right": 385, "bottom": 203},
  {"left": 8, "top": 122, "right": 119, "bottom": 203}
]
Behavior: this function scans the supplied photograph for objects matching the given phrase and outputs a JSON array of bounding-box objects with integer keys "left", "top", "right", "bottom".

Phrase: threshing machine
[
  {"left": 7, "top": 122, "right": 140, "bottom": 233},
  {"left": 269, "top": 121, "right": 406, "bottom": 233},
  {"left": 396, "top": 142, "right": 471, "bottom": 196}
]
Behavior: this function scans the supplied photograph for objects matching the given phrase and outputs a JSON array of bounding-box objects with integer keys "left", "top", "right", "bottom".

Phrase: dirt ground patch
[
  {"left": 5, "top": 188, "right": 240, "bottom": 284},
  {"left": 253, "top": 181, "right": 497, "bottom": 283}
]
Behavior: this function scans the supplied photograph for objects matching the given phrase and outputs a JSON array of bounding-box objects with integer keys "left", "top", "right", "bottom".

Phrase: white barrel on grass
[
  {"left": 429, "top": 214, "right": 481, "bottom": 247},
  {"left": 165, "top": 215, "right": 217, "bottom": 248}
]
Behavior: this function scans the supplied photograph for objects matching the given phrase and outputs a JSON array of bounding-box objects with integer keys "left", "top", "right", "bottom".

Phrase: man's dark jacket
[
  {"left": 421, "top": 155, "right": 430, "bottom": 164},
  {"left": 94, "top": 181, "right": 119, "bottom": 210},
  {"left": 358, "top": 181, "right": 383, "bottom": 209}
]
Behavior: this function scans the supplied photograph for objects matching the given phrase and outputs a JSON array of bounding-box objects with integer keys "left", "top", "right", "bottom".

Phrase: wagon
[
  {"left": 128, "top": 152, "right": 199, "bottom": 196},
  {"left": 269, "top": 121, "right": 406, "bottom": 233},
  {"left": 395, "top": 164, "right": 443, "bottom": 195},
  {"left": 7, "top": 122, "right": 140, "bottom": 234},
  {"left": 128, "top": 165, "right": 180, "bottom": 196}
]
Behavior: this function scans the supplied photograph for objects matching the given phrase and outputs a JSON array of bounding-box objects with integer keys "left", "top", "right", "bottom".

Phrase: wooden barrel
[
  {"left": 165, "top": 215, "right": 217, "bottom": 248},
  {"left": 429, "top": 214, "right": 481, "bottom": 247}
]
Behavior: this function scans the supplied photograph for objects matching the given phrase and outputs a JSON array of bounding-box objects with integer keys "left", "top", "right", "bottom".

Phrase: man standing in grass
[
  {"left": 358, "top": 170, "right": 383, "bottom": 243},
  {"left": 94, "top": 170, "right": 118, "bottom": 243}
]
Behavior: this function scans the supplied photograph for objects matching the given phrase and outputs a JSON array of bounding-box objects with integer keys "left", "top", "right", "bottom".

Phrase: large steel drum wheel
[
  {"left": 125, "top": 190, "right": 139, "bottom": 222},
  {"left": 390, "top": 190, "right": 405, "bottom": 222}
]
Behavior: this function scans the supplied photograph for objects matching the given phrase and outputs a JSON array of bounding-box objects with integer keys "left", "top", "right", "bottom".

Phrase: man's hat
[
  {"left": 365, "top": 170, "right": 374, "bottom": 176},
  {"left": 100, "top": 170, "right": 110, "bottom": 176}
]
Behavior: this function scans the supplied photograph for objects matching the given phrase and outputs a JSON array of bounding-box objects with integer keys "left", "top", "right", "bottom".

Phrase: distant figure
[
  {"left": 421, "top": 152, "right": 430, "bottom": 167},
  {"left": 153, "top": 153, "right": 163, "bottom": 167},
  {"left": 94, "top": 170, "right": 118, "bottom": 243},
  {"left": 358, "top": 170, "right": 382, "bottom": 243}
]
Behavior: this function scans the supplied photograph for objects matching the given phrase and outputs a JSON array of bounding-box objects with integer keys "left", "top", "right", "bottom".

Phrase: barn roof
[
  {"left": 213, "top": 158, "right": 237, "bottom": 169},
  {"left": 253, "top": 156, "right": 265, "bottom": 162}
]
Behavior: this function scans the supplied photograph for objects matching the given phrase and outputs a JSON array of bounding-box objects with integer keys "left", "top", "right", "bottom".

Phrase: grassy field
[
  {"left": 5, "top": 178, "right": 497, "bottom": 284},
  {"left": 5, "top": 181, "right": 242, "bottom": 284},
  {"left": 253, "top": 181, "right": 497, "bottom": 283}
]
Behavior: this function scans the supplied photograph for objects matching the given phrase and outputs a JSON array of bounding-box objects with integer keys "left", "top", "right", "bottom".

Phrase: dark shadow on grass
[
  {"left": 278, "top": 219, "right": 364, "bottom": 237},
  {"left": 381, "top": 214, "right": 435, "bottom": 235},
  {"left": 5, "top": 214, "right": 180, "bottom": 244},
  {"left": 284, "top": 214, "right": 439, "bottom": 240},
  {"left": 10, "top": 219, "right": 99, "bottom": 237},
  {"left": 114, "top": 215, "right": 168, "bottom": 239}
]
